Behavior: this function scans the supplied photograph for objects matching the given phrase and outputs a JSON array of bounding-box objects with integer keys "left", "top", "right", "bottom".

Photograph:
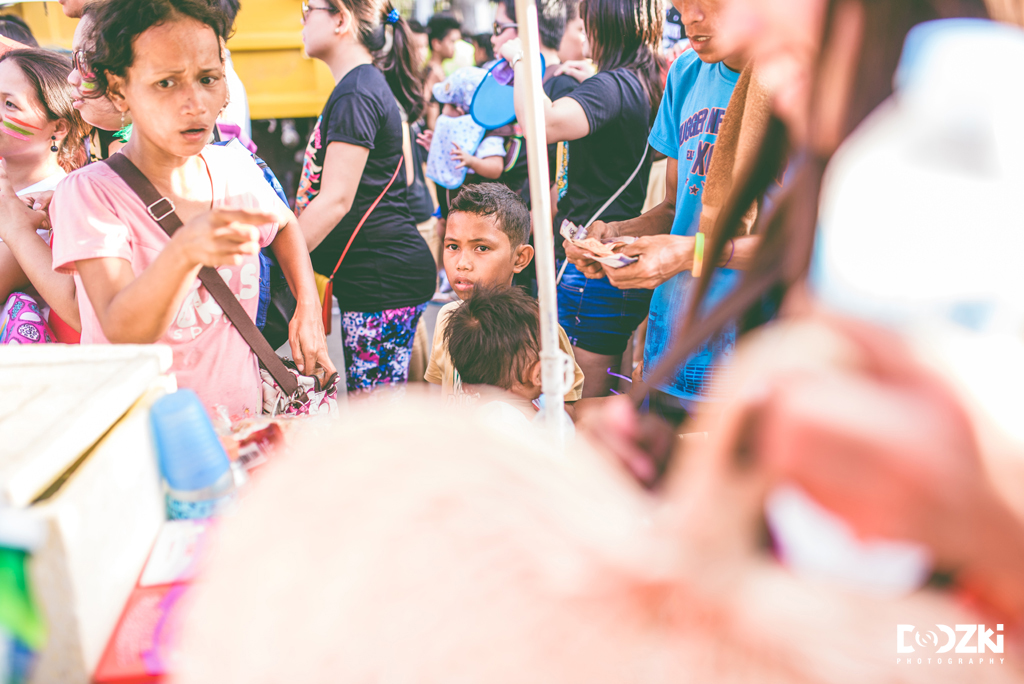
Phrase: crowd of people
[
  {"left": 0, "top": 0, "right": 1019, "bottom": 425},
  {"left": 3, "top": 0, "right": 1024, "bottom": 677},
  {"left": 0, "top": 0, "right": 742, "bottom": 424}
]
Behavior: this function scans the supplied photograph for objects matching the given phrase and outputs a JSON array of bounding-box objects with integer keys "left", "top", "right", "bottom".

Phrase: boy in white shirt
[{"left": 425, "top": 183, "right": 584, "bottom": 406}]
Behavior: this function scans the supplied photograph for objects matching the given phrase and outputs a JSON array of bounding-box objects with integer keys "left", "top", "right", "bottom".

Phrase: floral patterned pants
[{"left": 340, "top": 303, "right": 427, "bottom": 393}]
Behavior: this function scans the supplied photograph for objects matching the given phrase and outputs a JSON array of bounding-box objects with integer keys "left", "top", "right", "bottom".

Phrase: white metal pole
[{"left": 512, "top": 0, "right": 565, "bottom": 444}]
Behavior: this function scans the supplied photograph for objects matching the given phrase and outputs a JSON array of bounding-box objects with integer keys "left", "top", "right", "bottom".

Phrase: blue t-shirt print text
[
  {"left": 643, "top": 50, "right": 741, "bottom": 403},
  {"left": 681, "top": 106, "right": 727, "bottom": 192}
]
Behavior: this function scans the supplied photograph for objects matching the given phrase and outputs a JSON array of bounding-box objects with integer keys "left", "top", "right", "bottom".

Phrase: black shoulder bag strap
[{"left": 103, "top": 153, "right": 302, "bottom": 398}]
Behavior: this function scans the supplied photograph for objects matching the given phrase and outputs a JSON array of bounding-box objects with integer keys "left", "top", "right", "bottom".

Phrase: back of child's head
[
  {"left": 471, "top": 33, "right": 495, "bottom": 64},
  {"left": 449, "top": 183, "right": 532, "bottom": 250},
  {"left": 444, "top": 285, "right": 540, "bottom": 391}
]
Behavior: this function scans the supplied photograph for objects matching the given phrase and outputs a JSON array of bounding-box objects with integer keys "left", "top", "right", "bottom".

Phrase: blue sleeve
[{"left": 648, "top": 52, "right": 700, "bottom": 159}]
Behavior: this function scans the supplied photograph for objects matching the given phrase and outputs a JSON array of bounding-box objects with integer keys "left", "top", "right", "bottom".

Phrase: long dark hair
[
  {"left": 328, "top": 0, "right": 425, "bottom": 122},
  {"left": 0, "top": 49, "right": 90, "bottom": 171},
  {"left": 580, "top": 0, "right": 664, "bottom": 115},
  {"left": 85, "top": 0, "right": 229, "bottom": 101},
  {"left": 637, "top": 0, "right": 990, "bottom": 400}
]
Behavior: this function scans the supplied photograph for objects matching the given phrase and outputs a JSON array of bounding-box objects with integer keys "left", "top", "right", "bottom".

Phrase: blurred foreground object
[
  {"left": 175, "top": 395, "right": 1022, "bottom": 683},
  {"left": 985, "top": 0, "right": 1024, "bottom": 25},
  {"left": 0, "top": 507, "right": 45, "bottom": 684},
  {"left": 812, "top": 18, "right": 1024, "bottom": 521},
  {"left": 0, "top": 345, "right": 172, "bottom": 683},
  {"left": 814, "top": 19, "right": 1024, "bottom": 334}
]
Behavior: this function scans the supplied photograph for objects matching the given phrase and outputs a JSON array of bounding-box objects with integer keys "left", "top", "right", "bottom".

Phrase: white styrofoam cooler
[{"left": 0, "top": 344, "right": 174, "bottom": 684}]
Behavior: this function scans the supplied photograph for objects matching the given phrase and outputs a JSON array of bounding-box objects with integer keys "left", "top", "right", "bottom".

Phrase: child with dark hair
[
  {"left": 423, "top": 14, "right": 462, "bottom": 127},
  {"left": 500, "top": 0, "right": 664, "bottom": 398},
  {"left": 443, "top": 285, "right": 546, "bottom": 421},
  {"left": 425, "top": 183, "right": 584, "bottom": 404},
  {"left": 470, "top": 33, "right": 495, "bottom": 66}
]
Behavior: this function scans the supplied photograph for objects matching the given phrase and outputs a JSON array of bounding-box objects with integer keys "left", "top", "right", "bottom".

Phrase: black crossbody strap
[{"left": 104, "top": 153, "right": 301, "bottom": 397}]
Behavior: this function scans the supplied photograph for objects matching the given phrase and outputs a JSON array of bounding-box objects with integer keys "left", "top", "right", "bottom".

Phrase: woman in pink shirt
[{"left": 51, "top": 0, "right": 333, "bottom": 421}]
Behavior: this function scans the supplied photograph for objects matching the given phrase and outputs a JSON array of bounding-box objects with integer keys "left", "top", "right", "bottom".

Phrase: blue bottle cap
[{"left": 150, "top": 390, "right": 230, "bottom": 491}]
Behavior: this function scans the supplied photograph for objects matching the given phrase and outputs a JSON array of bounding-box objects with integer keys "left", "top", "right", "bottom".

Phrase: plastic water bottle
[
  {"left": 150, "top": 390, "right": 236, "bottom": 520},
  {"left": 0, "top": 508, "right": 46, "bottom": 684}
]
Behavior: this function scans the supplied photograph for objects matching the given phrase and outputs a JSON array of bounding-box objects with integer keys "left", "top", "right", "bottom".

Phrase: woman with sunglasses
[
  {"left": 298, "top": 0, "right": 435, "bottom": 393},
  {"left": 500, "top": 0, "right": 664, "bottom": 398},
  {"left": 0, "top": 49, "right": 89, "bottom": 344},
  {"left": 51, "top": 0, "right": 332, "bottom": 420}
]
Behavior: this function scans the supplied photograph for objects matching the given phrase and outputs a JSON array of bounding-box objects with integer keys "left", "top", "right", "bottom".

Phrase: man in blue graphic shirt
[{"left": 563, "top": 0, "right": 760, "bottom": 422}]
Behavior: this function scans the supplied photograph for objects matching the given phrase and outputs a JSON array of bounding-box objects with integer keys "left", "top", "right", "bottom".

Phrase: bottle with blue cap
[{"left": 150, "top": 390, "right": 236, "bottom": 520}]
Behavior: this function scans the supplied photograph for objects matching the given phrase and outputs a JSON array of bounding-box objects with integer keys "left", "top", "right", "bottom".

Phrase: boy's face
[
  {"left": 444, "top": 211, "right": 534, "bottom": 299},
  {"left": 432, "top": 29, "right": 461, "bottom": 61},
  {"left": 675, "top": 0, "right": 747, "bottom": 68}
]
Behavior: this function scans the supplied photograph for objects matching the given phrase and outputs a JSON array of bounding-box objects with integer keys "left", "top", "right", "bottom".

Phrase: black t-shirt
[
  {"left": 506, "top": 71, "right": 581, "bottom": 205},
  {"left": 297, "top": 64, "right": 435, "bottom": 312},
  {"left": 555, "top": 68, "right": 653, "bottom": 229}
]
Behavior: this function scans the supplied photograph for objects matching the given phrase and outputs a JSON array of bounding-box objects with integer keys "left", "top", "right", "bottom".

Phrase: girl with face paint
[{"left": 0, "top": 49, "right": 89, "bottom": 342}]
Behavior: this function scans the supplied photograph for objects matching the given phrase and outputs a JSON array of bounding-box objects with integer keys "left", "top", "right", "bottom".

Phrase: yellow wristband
[{"left": 692, "top": 232, "right": 705, "bottom": 278}]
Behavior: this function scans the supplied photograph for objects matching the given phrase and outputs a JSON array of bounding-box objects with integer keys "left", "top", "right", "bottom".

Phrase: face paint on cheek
[
  {"left": 1, "top": 124, "right": 30, "bottom": 141},
  {"left": 2, "top": 117, "right": 39, "bottom": 140},
  {"left": 7, "top": 117, "right": 40, "bottom": 130}
]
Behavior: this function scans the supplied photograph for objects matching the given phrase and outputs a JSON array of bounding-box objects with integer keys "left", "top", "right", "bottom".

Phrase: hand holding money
[{"left": 560, "top": 220, "right": 638, "bottom": 270}]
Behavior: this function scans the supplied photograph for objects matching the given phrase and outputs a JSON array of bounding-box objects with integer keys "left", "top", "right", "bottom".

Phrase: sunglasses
[
  {"left": 301, "top": 1, "right": 338, "bottom": 21},
  {"left": 492, "top": 21, "right": 518, "bottom": 36},
  {"left": 72, "top": 48, "right": 95, "bottom": 81}
]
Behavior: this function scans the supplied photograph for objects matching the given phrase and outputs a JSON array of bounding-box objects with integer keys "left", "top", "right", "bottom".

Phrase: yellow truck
[{"left": 5, "top": 0, "right": 336, "bottom": 119}]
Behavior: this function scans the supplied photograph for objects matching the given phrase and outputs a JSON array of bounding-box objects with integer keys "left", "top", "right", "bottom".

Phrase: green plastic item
[{"left": 0, "top": 547, "right": 45, "bottom": 652}]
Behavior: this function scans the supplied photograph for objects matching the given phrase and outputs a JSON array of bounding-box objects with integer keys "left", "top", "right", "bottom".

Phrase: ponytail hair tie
[{"left": 386, "top": 8, "right": 400, "bottom": 24}]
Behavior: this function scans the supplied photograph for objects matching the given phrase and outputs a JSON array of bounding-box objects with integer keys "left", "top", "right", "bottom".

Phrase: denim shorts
[{"left": 557, "top": 262, "right": 653, "bottom": 356}]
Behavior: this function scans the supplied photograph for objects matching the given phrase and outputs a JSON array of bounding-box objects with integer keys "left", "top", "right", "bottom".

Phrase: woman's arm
[
  {"left": 605, "top": 234, "right": 761, "bottom": 291},
  {"left": 297, "top": 141, "right": 370, "bottom": 252},
  {"left": 75, "top": 208, "right": 272, "bottom": 343},
  {"left": 269, "top": 216, "right": 335, "bottom": 376},
  {"left": 0, "top": 244, "right": 28, "bottom": 305},
  {"left": 0, "top": 171, "right": 80, "bottom": 328},
  {"left": 402, "top": 122, "right": 415, "bottom": 188},
  {"left": 500, "top": 38, "right": 591, "bottom": 143},
  {"left": 0, "top": 230, "right": 80, "bottom": 330}
]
